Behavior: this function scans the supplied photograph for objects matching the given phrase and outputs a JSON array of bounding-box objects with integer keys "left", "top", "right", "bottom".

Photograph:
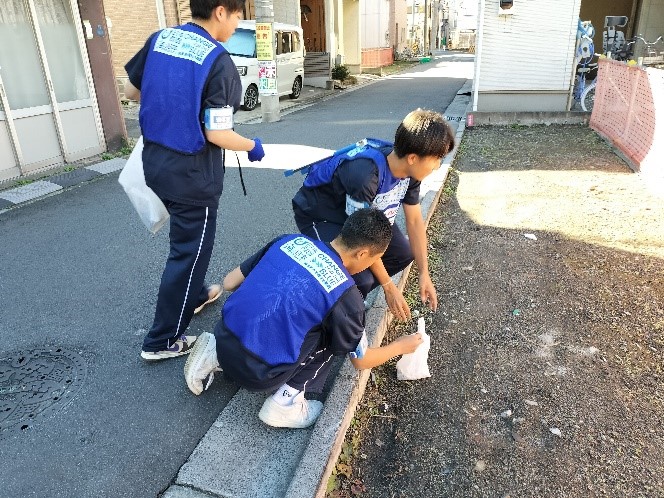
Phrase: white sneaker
[
  {"left": 258, "top": 393, "right": 324, "bottom": 429},
  {"left": 184, "top": 332, "right": 221, "bottom": 395}
]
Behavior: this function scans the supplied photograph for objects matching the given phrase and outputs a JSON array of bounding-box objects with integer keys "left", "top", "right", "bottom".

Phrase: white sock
[{"left": 272, "top": 384, "right": 301, "bottom": 406}]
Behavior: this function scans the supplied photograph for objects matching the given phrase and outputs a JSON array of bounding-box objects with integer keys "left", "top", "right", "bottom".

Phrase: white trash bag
[
  {"left": 118, "top": 136, "right": 169, "bottom": 234},
  {"left": 396, "top": 317, "right": 431, "bottom": 381}
]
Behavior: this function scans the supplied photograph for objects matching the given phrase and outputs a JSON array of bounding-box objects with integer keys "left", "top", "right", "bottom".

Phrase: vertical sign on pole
[
  {"left": 256, "top": 22, "right": 277, "bottom": 96},
  {"left": 255, "top": 0, "right": 279, "bottom": 122}
]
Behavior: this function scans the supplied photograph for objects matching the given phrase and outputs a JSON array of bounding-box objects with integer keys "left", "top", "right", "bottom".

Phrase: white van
[{"left": 221, "top": 20, "right": 305, "bottom": 111}]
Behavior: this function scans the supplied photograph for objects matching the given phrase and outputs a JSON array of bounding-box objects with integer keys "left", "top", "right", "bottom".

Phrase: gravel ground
[{"left": 327, "top": 125, "right": 664, "bottom": 498}]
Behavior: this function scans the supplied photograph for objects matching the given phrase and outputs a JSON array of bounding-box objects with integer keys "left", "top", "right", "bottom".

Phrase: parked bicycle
[
  {"left": 572, "top": 20, "right": 598, "bottom": 112},
  {"left": 634, "top": 34, "right": 664, "bottom": 59}
]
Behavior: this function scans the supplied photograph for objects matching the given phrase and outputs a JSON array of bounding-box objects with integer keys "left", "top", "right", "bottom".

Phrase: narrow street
[{"left": 0, "top": 54, "right": 472, "bottom": 497}]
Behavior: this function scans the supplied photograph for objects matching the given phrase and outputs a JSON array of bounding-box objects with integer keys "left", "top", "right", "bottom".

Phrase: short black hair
[
  {"left": 393, "top": 108, "right": 455, "bottom": 159},
  {"left": 339, "top": 208, "right": 392, "bottom": 255},
  {"left": 191, "top": 0, "right": 245, "bottom": 19}
]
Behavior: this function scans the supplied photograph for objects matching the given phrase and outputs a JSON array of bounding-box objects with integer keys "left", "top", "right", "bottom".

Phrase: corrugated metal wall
[{"left": 478, "top": 0, "right": 581, "bottom": 92}]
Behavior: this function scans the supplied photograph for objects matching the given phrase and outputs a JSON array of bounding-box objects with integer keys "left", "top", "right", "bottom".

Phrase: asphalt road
[{"left": 0, "top": 55, "right": 470, "bottom": 497}]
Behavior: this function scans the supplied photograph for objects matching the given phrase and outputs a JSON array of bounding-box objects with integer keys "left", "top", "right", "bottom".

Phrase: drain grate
[{"left": 0, "top": 348, "right": 86, "bottom": 438}]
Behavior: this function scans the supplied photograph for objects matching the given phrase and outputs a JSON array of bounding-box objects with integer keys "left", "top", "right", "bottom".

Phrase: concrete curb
[
  {"left": 236, "top": 77, "right": 381, "bottom": 125},
  {"left": 0, "top": 158, "right": 126, "bottom": 215},
  {"left": 286, "top": 88, "right": 471, "bottom": 498},
  {"left": 467, "top": 111, "right": 591, "bottom": 126},
  {"left": 162, "top": 76, "right": 472, "bottom": 498}
]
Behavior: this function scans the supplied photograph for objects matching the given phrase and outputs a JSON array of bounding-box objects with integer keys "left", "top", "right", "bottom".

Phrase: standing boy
[
  {"left": 184, "top": 209, "right": 424, "bottom": 428},
  {"left": 292, "top": 109, "right": 455, "bottom": 321},
  {"left": 124, "top": 0, "right": 265, "bottom": 360}
]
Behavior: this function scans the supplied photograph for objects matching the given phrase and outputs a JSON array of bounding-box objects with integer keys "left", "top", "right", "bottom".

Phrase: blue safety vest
[
  {"left": 303, "top": 138, "right": 411, "bottom": 224},
  {"left": 140, "top": 24, "right": 227, "bottom": 154},
  {"left": 223, "top": 235, "right": 355, "bottom": 366}
]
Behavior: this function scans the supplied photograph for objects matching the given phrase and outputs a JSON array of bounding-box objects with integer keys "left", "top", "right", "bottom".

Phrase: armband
[
  {"left": 204, "top": 106, "right": 233, "bottom": 131},
  {"left": 349, "top": 331, "right": 368, "bottom": 359}
]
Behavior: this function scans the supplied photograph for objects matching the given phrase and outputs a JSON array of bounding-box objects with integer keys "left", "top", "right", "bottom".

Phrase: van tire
[
  {"left": 242, "top": 84, "right": 259, "bottom": 111},
  {"left": 290, "top": 77, "right": 302, "bottom": 99}
]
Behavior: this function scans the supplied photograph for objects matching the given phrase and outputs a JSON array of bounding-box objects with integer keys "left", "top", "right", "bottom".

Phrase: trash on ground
[{"left": 396, "top": 317, "right": 431, "bottom": 381}]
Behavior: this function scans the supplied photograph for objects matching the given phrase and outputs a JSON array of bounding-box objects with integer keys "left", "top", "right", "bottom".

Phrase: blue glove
[{"left": 248, "top": 138, "right": 265, "bottom": 162}]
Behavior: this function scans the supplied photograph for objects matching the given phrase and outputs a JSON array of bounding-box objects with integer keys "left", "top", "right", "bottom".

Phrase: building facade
[{"left": 0, "top": 0, "right": 128, "bottom": 182}]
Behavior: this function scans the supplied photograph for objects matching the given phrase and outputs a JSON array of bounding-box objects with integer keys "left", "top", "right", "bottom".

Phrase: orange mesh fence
[{"left": 590, "top": 59, "right": 664, "bottom": 176}]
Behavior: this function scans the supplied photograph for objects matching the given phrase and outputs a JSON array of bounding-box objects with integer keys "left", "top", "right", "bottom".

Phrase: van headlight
[{"left": 237, "top": 66, "right": 247, "bottom": 76}]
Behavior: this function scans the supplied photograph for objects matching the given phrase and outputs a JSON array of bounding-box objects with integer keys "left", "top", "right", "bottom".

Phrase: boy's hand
[
  {"left": 248, "top": 138, "right": 265, "bottom": 162},
  {"left": 395, "top": 332, "right": 424, "bottom": 355},
  {"left": 419, "top": 273, "right": 438, "bottom": 311},
  {"left": 383, "top": 282, "right": 411, "bottom": 321}
]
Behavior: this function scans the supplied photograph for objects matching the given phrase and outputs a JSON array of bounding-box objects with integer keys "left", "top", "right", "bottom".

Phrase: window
[
  {"left": 220, "top": 28, "right": 256, "bottom": 57},
  {"left": 278, "top": 31, "right": 292, "bottom": 54}
]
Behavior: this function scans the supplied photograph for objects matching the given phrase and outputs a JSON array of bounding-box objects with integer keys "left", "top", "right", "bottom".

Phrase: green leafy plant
[{"left": 332, "top": 64, "right": 350, "bottom": 81}]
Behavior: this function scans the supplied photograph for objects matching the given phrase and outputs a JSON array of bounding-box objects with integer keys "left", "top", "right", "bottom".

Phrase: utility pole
[
  {"left": 423, "top": 0, "right": 428, "bottom": 53},
  {"left": 430, "top": 0, "right": 439, "bottom": 53},
  {"left": 255, "top": 0, "right": 280, "bottom": 122},
  {"left": 411, "top": 0, "right": 417, "bottom": 46}
]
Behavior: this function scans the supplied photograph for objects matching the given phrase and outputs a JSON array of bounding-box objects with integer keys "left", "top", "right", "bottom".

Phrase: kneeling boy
[{"left": 184, "top": 208, "right": 423, "bottom": 429}]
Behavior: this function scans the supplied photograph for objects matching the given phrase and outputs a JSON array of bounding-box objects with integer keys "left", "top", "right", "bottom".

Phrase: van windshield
[{"left": 221, "top": 29, "right": 256, "bottom": 57}]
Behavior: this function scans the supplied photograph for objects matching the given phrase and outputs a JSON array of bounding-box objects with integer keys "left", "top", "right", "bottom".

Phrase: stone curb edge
[
  {"left": 0, "top": 158, "right": 126, "bottom": 215},
  {"left": 284, "top": 93, "right": 471, "bottom": 498}
]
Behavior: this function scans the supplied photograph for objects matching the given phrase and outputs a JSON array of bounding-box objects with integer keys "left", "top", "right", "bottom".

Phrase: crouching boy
[{"left": 184, "top": 208, "right": 423, "bottom": 429}]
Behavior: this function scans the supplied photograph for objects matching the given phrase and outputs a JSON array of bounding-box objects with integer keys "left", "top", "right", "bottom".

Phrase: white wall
[
  {"left": 363, "top": 0, "right": 391, "bottom": 47},
  {"left": 456, "top": 0, "right": 477, "bottom": 30},
  {"left": 477, "top": 0, "right": 581, "bottom": 95},
  {"left": 274, "top": 0, "right": 300, "bottom": 25}
]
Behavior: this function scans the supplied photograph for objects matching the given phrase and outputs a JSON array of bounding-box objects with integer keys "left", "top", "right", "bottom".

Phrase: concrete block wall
[{"left": 361, "top": 47, "right": 393, "bottom": 67}]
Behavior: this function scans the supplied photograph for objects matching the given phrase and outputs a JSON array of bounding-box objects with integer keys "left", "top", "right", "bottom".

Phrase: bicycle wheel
[{"left": 581, "top": 82, "right": 596, "bottom": 112}]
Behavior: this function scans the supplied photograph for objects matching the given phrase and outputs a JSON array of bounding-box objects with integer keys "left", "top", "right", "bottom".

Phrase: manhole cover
[{"left": 0, "top": 348, "right": 86, "bottom": 438}]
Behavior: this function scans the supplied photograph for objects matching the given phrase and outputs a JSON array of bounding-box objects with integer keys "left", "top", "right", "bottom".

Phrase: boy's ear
[
  {"left": 406, "top": 153, "right": 418, "bottom": 166},
  {"left": 355, "top": 247, "right": 371, "bottom": 261},
  {"left": 214, "top": 5, "right": 226, "bottom": 20}
]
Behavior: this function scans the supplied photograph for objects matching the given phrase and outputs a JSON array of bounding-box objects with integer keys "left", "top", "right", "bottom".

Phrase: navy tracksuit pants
[
  {"left": 142, "top": 201, "right": 217, "bottom": 352},
  {"left": 295, "top": 219, "right": 414, "bottom": 298}
]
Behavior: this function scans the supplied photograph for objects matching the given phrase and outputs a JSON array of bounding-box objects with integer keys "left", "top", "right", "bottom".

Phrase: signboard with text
[
  {"left": 255, "top": 22, "right": 274, "bottom": 61},
  {"left": 258, "top": 60, "right": 278, "bottom": 95}
]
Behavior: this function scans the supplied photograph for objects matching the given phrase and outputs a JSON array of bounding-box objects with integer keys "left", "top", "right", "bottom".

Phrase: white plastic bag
[
  {"left": 118, "top": 137, "right": 169, "bottom": 234},
  {"left": 396, "top": 317, "right": 431, "bottom": 381}
]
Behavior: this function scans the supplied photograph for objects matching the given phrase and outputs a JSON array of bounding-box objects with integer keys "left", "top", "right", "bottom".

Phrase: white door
[{"left": 277, "top": 31, "right": 296, "bottom": 95}]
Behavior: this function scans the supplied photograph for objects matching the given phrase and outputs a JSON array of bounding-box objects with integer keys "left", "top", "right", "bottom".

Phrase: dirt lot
[{"left": 328, "top": 125, "right": 664, "bottom": 497}]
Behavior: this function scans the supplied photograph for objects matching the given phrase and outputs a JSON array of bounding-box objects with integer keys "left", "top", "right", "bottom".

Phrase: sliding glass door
[{"left": 0, "top": 0, "right": 103, "bottom": 181}]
